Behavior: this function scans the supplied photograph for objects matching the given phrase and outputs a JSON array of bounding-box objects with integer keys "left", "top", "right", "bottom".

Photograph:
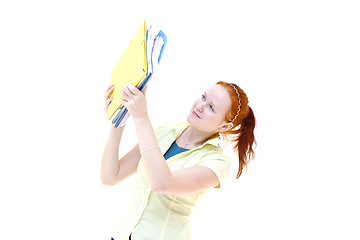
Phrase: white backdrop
[{"left": 1, "top": 0, "right": 359, "bottom": 239}]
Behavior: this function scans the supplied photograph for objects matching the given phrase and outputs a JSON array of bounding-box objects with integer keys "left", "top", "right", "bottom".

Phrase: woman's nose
[{"left": 198, "top": 103, "right": 205, "bottom": 112}]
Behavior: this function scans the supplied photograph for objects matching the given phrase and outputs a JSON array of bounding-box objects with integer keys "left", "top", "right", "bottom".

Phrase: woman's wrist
[
  {"left": 133, "top": 114, "right": 150, "bottom": 126},
  {"left": 109, "top": 124, "right": 124, "bottom": 139}
]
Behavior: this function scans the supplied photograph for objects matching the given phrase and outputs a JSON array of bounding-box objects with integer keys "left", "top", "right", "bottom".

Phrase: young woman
[{"left": 101, "top": 81, "right": 256, "bottom": 240}]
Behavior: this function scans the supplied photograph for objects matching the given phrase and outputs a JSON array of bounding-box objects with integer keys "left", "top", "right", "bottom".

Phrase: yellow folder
[{"left": 106, "top": 21, "right": 147, "bottom": 120}]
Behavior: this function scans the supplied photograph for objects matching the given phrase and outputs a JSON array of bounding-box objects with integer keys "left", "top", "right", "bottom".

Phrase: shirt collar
[{"left": 173, "top": 122, "right": 220, "bottom": 148}]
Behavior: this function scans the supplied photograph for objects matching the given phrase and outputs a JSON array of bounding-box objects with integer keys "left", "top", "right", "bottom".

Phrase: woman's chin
[
  {"left": 187, "top": 113, "right": 197, "bottom": 124},
  {"left": 187, "top": 114, "right": 202, "bottom": 130},
  {"left": 186, "top": 114, "right": 192, "bottom": 124}
]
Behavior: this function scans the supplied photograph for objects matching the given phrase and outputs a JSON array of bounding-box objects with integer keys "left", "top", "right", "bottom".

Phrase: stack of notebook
[{"left": 106, "top": 21, "right": 167, "bottom": 127}]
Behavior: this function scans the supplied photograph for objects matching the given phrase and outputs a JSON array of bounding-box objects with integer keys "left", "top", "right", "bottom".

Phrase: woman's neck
[{"left": 176, "top": 125, "right": 217, "bottom": 149}]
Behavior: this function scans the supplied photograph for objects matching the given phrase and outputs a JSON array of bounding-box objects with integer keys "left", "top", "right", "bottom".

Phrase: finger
[
  {"left": 120, "top": 86, "right": 132, "bottom": 99},
  {"left": 104, "top": 103, "right": 110, "bottom": 112},
  {"left": 104, "top": 97, "right": 113, "bottom": 112},
  {"left": 104, "top": 85, "right": 114, "bottom": 99},
  {"left": 119, "top": 97, "right": 128, "bottom": 107},
  {"left": 107, "top": 96, "right": 113, "bottom": 105},
  {"left": 126, "top": 83, "right": 141, "bottom": 95},
  {"left": 142, "top": 85, "right": 148, "bottom": 96},
  {"left": 106, "top": 84, "right": 114, "bottom": 91}
]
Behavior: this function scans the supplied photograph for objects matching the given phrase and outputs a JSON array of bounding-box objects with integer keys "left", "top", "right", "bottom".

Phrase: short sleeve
[{"left": 196, "top": 150, "right": 232, "bottom": 188}]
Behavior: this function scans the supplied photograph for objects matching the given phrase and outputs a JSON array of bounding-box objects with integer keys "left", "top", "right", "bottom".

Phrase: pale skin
[{"left": 101, "top": 83, "right": 233, "bottom": 195}]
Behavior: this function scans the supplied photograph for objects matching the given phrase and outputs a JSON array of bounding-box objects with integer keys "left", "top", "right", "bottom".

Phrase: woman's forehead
[{"left": 206, "top": 85, "right": 232, "bottom": 108}]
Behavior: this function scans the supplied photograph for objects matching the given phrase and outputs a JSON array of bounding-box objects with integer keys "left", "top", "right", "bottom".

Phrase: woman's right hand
[{"left": 104, "top": 84, "right": 114, "bottom": 113}]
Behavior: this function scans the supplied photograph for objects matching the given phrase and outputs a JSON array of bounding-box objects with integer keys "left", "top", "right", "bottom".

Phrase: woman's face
[{"left": 187, "top": 84, "right": 232, "bottom": 134}]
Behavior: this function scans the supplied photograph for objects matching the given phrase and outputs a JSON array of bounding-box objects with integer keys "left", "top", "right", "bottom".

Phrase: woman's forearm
[
  {"left": 101, "top": 125, "right": 124, "bottom": 185},
  {"left": 118, "top": 83, "right": 172, "bottom": 191},
  {"left": 133, "top": 116, "right": 172, "bottom": 191}
]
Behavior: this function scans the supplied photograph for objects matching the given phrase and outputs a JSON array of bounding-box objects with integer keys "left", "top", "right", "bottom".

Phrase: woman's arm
[
  {"left": 120, "top": 84, "right": 220, "bottom": 194},
  {"left": 101, "top": 85, "right": 141, "bottom": 185},
  {"left": 100, "top": 126, "right": 140, "bottom": 185}
]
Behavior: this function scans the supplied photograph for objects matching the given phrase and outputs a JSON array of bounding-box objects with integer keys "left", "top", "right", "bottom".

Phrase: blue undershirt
[{"left": 163, "top": 140, "right": 190, "bottom": 160}]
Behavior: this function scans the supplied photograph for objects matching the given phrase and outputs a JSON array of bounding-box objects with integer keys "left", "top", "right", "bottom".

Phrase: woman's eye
[
  {"left": 209, "top": 105, "right": 215, "bottom": 112},
  {"left": 202, "top": 94, "right": 206, "bottom": 101}
]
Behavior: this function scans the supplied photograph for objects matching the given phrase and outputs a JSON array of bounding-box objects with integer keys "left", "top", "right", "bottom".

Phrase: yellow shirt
[{"left": 112, "top": 122, "right": 232, "bottom": 240}]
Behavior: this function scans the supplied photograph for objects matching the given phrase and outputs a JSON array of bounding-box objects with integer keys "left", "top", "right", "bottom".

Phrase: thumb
[{"left": 142, "top": 85, "right": 148, "bottom": 96}]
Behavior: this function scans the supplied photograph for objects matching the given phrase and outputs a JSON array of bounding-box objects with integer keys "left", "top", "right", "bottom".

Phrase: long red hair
[{"left": 217, "top": 81, "right": 256, "bottom": 178}]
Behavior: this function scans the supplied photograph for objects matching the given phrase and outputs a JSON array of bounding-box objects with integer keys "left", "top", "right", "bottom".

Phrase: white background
[{"left": 1, "top": 0, "right": 359, "bottom": 239}]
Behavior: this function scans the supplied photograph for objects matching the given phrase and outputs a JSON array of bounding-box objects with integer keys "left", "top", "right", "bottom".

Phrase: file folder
[
  {"left": 106, "top": 21, "right": 147, "bottom": 120},
  {"left": 106, "top": 21, "right": 167, "bottom": 127}
]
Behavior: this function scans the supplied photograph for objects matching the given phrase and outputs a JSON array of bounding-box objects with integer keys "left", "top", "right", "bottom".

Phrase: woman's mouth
[{"left": 192, "top": 111, "right": 201, "bottom": 119}]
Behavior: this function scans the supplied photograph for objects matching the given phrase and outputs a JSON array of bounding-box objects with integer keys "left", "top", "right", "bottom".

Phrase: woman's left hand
[{"left": 119, "top": 83, "right": 148, "bottom": 119}]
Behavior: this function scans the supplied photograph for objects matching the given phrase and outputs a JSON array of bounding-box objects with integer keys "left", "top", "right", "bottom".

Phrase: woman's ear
[{"left": 218, "top": 122, "right": 233, "bottom": 133}]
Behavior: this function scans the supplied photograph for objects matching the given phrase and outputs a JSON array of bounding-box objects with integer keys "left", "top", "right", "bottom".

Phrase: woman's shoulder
[{"left": 202, "top": 145, "right": 232, "bottom": 162}]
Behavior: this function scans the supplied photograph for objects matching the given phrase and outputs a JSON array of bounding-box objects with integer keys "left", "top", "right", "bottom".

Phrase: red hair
[{"left": 217, "top": 81, "right": 256, "bottom": 178}]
